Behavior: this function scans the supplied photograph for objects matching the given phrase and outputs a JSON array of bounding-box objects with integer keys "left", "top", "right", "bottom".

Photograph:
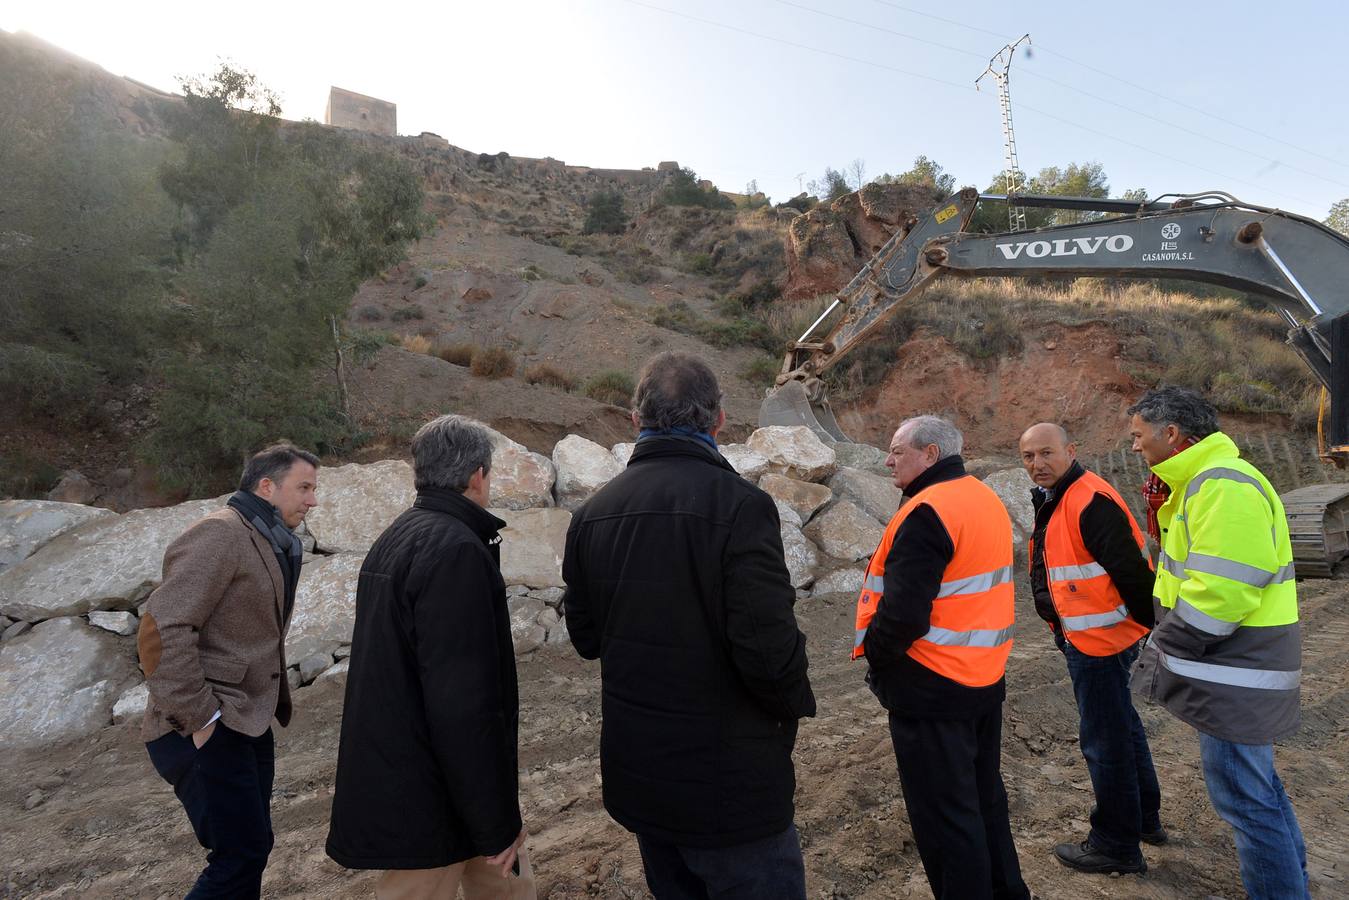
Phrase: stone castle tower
[{"left": 324, "top": 86, "right": 396, "bottom": 136}]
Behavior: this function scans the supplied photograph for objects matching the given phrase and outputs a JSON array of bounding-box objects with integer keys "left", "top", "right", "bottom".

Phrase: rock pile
[{"left": 0, "top": 422, "right": 1037, "bottom": 749}]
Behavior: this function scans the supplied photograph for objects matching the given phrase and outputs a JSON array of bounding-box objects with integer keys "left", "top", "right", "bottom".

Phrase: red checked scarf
[{"left": 1142, "top": 437, "right": 1199, "bottom": 542}]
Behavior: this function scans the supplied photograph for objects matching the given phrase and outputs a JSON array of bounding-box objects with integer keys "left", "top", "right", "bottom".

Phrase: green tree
[
  {"left": 968, "top": 162, "right": 1112, "bottom": 232},
  {"left": 808, "top": 167, "right": 851, "bottom": 202},
  {"left": 658, "top": 167, "right": 734, "bottom": 209},
  {"left": 876, "top": 155, "right": 957, "bottom": 194},
  {"left": 583, "top": 189, "right": 627, "bottom": 234},
  {"left": 1326, "top": 198, "right": 1349, "bottom": 235}
]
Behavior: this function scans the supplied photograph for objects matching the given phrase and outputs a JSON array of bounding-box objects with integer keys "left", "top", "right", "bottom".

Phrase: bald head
[{"left": 1019, "top": 421, "right": 1077, "bottom": 488}]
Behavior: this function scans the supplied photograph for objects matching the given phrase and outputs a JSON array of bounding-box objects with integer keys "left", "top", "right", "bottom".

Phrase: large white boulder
[
  {"left": 803, "top": 499, "right": 884, "bottom": 562},
  {"left": 746, "top": 427, "right": 838, "bottom": 483},
  {"left": 833, "top": 442, "right": 890, "bottom": 476},
  {"left": 611, "top": 443, "right": 636, "bottom": 468},
  {"left": 0, "top": 617, "right": 139, "bottom": 749},
  {"left": 496, "top": 507, "right": 572, "bottom": 588},
  {"left": 0, "top": 497, "right": 225, "bottom": 621},
  {"left": 828, "top": 468, "right": 902, "bottom": 525},
  {"left": 0, "top": 500, "right": 117, "bottom": 572},
  {"left": 488, "top": 429, "right": 556, "bottom": 510},
  {"left": 112, "top": 681, "right": 149, "bottom": 725},
  {"left": 719, "top": 444, "right": 771, "bottom": 482},
  {"left": 303, "top": 460, "right": 415, "bottom": 553},
  {"left": 982, "top": 468, "right": 1036, "bottom": 544},
  {"left": 812, "top": 567, "right": 866, "bottom": 596},
  {"left": 285, "top": 553, "right": 363, "bottom": 662},
  {"left": 759, "top": 474, "right": 832, "bottom": 524},
  {"left": 552, "top": 435, "right": 622, "bottom": 510},
  {"left": 780, "top": 521, "right": 820, "bottom": 590}
]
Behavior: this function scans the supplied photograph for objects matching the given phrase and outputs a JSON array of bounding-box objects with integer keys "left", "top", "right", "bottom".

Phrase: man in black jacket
[
  {"left": 1020, "top": 422, "right": 1163, "bottom": 875},
  {"left": 563, "top": 351, "right": 816, "bottom": 900},
  {"left": 326, "top": 414, "right": 533, "bottom": 899}
]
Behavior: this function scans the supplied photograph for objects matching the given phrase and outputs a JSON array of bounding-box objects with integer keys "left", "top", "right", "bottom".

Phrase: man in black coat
[
  {"left": 326, "top": 414, "right": 533, "bottom": 899},
  {"left": 563, "top": 351, "right": 816, "bottom": 900}
]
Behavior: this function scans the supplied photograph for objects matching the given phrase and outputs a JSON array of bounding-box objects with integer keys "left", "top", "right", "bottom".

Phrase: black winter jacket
[
  {"left": 563, "top": 435, "right": 816, "bottom": 848},
  {"left": 325, "top": 488, "right": 521, "bottom": 870}
]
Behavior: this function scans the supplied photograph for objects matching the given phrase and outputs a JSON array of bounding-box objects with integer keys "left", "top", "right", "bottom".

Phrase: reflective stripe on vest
[
  {"left": 1156, "top": 650, "right": 1300, "bottom": 691},
  {"left": 1038, "top": 470, "right": 1151, "bottom": 656},
  {"left": 853, "top": 473, "right": 1015, "bottom": 688}
]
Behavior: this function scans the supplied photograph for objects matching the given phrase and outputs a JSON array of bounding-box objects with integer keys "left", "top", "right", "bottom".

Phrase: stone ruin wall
[{"left": 324, "top": 86, "right": 396, "bottom": 137}]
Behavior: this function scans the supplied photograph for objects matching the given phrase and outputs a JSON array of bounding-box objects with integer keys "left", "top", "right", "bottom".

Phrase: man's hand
[
  {"left": 191, "top": 720, "right": 217, "bottom": 749},
  {"left": 485, "top": 827, "right": 527, "bottom": 878}
]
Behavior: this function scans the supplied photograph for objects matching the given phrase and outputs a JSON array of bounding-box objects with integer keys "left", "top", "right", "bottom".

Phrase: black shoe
[
  {"left": 1054, "top": 839, "right": 1147, "bottom": 874},
  {"left": 1140, "top": 826, "right": 1169, "bottom": 846}
]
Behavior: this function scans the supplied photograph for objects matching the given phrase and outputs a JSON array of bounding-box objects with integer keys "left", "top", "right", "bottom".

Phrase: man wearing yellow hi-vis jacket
[{"left": 1127, "top": 386, "right": 1308, "bottom": 900}]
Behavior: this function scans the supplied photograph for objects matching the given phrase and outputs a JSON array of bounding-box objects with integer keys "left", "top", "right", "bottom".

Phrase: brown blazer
[{"left": 138, "top": 507, "right": 295, "bottom": 741}]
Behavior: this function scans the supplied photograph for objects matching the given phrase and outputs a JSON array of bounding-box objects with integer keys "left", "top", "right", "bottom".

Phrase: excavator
[{"left": 759, "top": 188, "right": 1349, "bottom": 576}]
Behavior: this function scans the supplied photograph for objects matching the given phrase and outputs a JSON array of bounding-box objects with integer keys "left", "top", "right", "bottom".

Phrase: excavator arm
[{"left": 764, "top": 188, "right": 1349, "bottom": 461}]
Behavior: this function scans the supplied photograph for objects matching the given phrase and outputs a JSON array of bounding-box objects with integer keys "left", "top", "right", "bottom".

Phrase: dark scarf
[
  {"left": 637, "top": 426, "right": 717, "bottom": 450},
  {"left": 1141, "top": 437, "right": 1199, "bottom": 543},
  {"left": 228, "top": 490, "right": 302, "bottom": 620}
]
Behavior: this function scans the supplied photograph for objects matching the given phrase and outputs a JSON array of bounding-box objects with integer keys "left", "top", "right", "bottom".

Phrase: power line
[
  {"left": 863, "top": 0, "right": 1349, "bottom": 175},
  {"left": 779, "top": 0, "right": 1349, "bottom": 193},
  {"left": 619, "top": 0, "right": 1326, "bottom": 210}
]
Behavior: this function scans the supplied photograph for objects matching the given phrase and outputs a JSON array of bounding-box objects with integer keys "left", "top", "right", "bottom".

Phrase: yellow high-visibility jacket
[{"left": 1131, "top": 432, "right": 1301, "bottom": 743}]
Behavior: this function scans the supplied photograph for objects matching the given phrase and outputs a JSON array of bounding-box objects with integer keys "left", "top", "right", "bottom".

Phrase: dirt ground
[{"left": 4, "top": 581, "right": 1347, "bottom": 899}]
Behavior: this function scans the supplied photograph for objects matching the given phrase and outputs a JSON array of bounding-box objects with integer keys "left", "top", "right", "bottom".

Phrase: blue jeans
[
  {"left": 1199, "top": 733, "right": 1310, "bottom": 900},
  {"left": 1058, "top": 636, "right": 1161, "bottom": 860},
  {"left": 635, "top": 824, "right": 806, "bottom": 900}
]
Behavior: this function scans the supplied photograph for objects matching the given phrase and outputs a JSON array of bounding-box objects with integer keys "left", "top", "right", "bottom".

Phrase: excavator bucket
[{"left": 758, "top": 379, "right": 850, "bottom": 443}]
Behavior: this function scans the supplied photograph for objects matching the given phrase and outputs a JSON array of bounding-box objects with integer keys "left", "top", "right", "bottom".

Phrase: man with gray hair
[
  {"left": 1127, "top": 386, "right": 1306, "bottom": 899},
  {"left": 563, "top": 351, "right": 816, "bottom": 899},
  {"left": 853, "top": 415, "right": 1029, "bottom": 900},
  {"left": 327, "top": 414, "right": 534, "bottom": 898}
]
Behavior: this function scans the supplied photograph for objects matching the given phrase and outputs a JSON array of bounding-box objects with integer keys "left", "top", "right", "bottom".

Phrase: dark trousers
[
  {"left": 888, "top": 708, "right": 1029, "bottom": 900},
  {"left": 1059, "top": 635, "right": 1162, "bottom": 860},
  {"left": 635, "top": 823, "right": 806, "bottom": 900},
  {"left": 146, "top": 724, "right": 276, "bottom": 899}
]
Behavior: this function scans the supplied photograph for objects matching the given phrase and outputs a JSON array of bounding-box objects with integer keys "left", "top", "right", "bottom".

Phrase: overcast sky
[{"left": 6, "top": 0, "right": 1347, "bottom": 219}]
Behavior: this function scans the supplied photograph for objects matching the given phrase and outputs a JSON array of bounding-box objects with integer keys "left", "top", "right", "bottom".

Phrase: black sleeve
[
  {"left": 561, "top": 514, "right": 601, "bottom": 660},
  {"left": 1080, "top": 494, "right": 1156, "bottom": 629},
  {"left": 721, "top": 490, "right": 817, "bottom": 720},
  {"left": 415, "top": 544, "right": 522, "bottom": 857},
  {"left": 864, "top": 504, "right": 954, "bottom": 671}
]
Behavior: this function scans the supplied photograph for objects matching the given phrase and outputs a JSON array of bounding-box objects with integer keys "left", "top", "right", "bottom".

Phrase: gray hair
[
  {"left": 1127, "top": 386, "right": 1218, "bottom": 440},
  {"left": 410, "top": 414, "right": 494, "bottom": 493},
  {"left": 897, "top": 415, "right": 964, "bottom": 459},
  {"left": 239, "top": 443, "right": 320, "bottom": 492},
  {"left": 632, "top": 351, "right": 722, "bottom": 433}
]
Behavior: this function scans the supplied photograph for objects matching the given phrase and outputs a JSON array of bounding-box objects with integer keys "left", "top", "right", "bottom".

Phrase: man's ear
[
  {"left": 710, "top": 408, "right": 726, "bottom": 438},
  {"left": 1066, "top": 442, "right": 1078, "bottom": 460},
  {"left": 631, "top": 410, "right": 641, "bottom": 430}
]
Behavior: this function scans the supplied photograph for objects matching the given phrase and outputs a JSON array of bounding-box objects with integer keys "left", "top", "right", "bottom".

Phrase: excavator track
[{"left": 1281, "top": 484, "right": 1349, "bottom": 578}]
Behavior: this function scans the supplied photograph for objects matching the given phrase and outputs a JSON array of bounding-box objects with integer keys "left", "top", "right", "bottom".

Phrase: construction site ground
[{"left": 4, "top": 582, "right": 1346, "bottom": 899}]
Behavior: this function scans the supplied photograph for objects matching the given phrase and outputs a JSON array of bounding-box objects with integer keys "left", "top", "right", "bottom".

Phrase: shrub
[
  {"left": 658, "top": 167, "right": 735, "bottom": 210},
  {"left": 400, "top": 333, "right": 432, "bottom": 355},
  {"left": 520, "top": 264, "right": 543, "bottom": 282},
  {"left": 583, "top": 190, "right": 628, "bottom": 235},
  {"left": 434, "top": 342, "right": 476, "bottom": 366},
  {"left": 741, "top": 355, "right": 781, "bottom": 384},
  {"left": 584, "top": 370, "right": 635, "bottom": 406},
  {"left": 470, "top": 346, "right": 516, "bottom": 379},
  {"left": 524, "top": 363, "right": 579, "bottom": 391},
  {"left": 685, "top": 252, "right": 715, "bottom": 275},
  {"left": 413, "top": 274, "right": 428, "bottom": 289},
  {"left": 356, "top": 304, "right": 383, "bottom": 321},
  {"left": 390, "top": 306, "right": 425, "bottom": 321}
]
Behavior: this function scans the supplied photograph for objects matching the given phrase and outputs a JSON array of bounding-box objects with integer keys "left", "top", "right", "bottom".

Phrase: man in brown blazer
[{"left": 138, "top": 443, "right": 319, "bottom": 899}]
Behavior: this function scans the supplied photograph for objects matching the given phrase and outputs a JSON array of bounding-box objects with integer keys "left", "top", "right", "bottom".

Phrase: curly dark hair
[{"left": 1127, "top": 386, "right": 1219, "bottom": 440}]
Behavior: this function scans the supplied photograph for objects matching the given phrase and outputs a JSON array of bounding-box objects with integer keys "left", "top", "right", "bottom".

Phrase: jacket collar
[
  {"left": 1151, "top": 431, "right": 1239, "bottom": 491},
  {"left": 413, "top": 487, "right": 507, "bottom": 544},
  {"left": 903, "top": 454, "right": 966, "bottom": 499},
  {"left": 630, "top": 434, "right": 737, "bottom": 474}
]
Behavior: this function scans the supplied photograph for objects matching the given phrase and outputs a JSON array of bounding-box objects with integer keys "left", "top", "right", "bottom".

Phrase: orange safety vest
[
  {"left": 1030, "top": 469, "right": 1151, "bottom": 656},
  {"left": 852, "top": 474, "right": 1015, "bottom": 688}
]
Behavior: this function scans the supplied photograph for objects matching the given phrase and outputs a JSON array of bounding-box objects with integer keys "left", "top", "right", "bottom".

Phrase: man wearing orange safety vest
[
  {"left": 854, "top": 415, "right": 1029, "bottom": 900},
  {"left": 1020, "top": 422, "right": 1164, "bottom": 877}
]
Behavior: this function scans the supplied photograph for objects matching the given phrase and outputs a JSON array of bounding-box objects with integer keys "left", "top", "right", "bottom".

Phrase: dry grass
[
  {"left": 434, "top": 342, "right": 475, "bottom": 366},
  {"left": 470, "top": 346, "right": 516, "bottom": 379},
  {"left": 399, "top": 334, "right": 432, "bottom": 355},
  {"left": 524, "top": 363, "right": 578, "bottom": 391},
  {"left": 583, "top": 371, "right": 635, "bottom": 407}
]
